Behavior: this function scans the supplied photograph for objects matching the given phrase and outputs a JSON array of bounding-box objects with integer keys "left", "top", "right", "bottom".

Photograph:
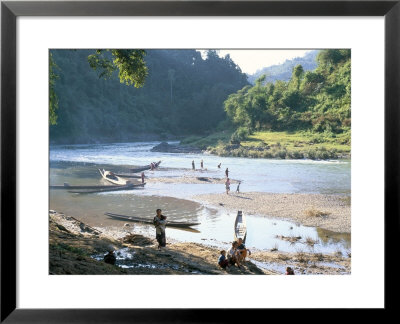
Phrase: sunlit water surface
[{"left": 50, "top": 142, "right": 351, "bottom": 254}]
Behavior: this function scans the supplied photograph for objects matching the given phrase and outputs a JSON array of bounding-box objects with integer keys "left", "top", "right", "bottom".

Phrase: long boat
[
  {"left": 99, "top": 169, "right": 130, "bottom": 185},
  {"left": 130, "top": 161, "right": 161, "bottom": 173},
  {"left": 113, "top": 173, "right": 141, "bottom": 179},
  {"left": 105, "top": 212, "right": 200, "bottom": 228},
  {"left": 234, "top": 210, "right": 247, "bottom": 243},
  {"left": 68, "top": 183, "right": 145, "bottom": 194},
  {"left": 50, "top": 183, "right": 130, "bottom": 190}
]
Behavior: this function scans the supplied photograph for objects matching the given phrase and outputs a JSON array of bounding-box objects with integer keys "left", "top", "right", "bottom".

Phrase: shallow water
[
  {"left": 50, "top": 141, "right": 351, "bottom": 195},
  {"left": 50, "top": 142, "right": 351, "bottom": 255}
]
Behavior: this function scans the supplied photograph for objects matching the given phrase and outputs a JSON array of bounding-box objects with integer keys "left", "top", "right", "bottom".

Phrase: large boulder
[{"left": 151, "top": 142, "right": 202, "bottom": 153}]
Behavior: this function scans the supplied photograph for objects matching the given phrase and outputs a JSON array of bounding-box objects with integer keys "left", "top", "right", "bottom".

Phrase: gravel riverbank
[{"left": 192, "top": 192, "right": 351, "bottom": 233}]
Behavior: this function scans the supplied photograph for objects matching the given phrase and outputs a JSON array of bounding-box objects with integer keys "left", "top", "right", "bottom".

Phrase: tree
[
  {"left": 87, "top": 49, "right": 148, "bottom": 87},
  {"left": 50, "top": 49, "right": 148, "bottom": 125},
  {"left": 49, "top": 53, "right": 59, "bottom": 125}
]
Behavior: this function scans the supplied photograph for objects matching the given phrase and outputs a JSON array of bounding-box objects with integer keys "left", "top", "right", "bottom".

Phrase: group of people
[
  {"left": 189, "top": 160, "right": 240, "bottom": 194},
  {"left": 224, "top": 168, "right": 241, "bottom": 195},
  {"left": 192, "top": 159, "right": 206, "bottom": 170},
  {"left": 218, "top": 237, "right": 250, "bottom": 270}
]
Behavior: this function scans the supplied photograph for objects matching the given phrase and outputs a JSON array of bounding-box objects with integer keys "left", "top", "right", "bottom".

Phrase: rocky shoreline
[
  {"left": 49, "top": 212, "right": 268, "bottom": 275},
  {"left": 49, "top": 211, "right": 350, "bottom": 275}
]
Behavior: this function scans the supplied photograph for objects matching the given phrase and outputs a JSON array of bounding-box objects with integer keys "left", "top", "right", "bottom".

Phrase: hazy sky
[{"left": 199, "top": 50, "right": 312, "bottom": 75}]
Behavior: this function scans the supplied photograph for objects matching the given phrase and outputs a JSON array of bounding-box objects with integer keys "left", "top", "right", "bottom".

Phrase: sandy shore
[{"left": 192, "top": 192, "right": 351, "bottom": 233}]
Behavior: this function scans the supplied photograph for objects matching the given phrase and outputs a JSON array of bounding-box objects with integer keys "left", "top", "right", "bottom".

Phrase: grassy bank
[{"left": 182, "top": 130, "right": 350, "bottom": 160}]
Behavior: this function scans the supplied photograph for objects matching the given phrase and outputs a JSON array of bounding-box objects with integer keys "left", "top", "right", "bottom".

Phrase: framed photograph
[{"left": 1, "top": 0, "right": 398, "bottom": 321}]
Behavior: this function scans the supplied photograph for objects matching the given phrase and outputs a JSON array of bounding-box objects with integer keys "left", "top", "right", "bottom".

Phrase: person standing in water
[
  {"left": 153, "top": 209, "right": 167, "bottom": 250},
  {"left": 141, "top": 172, "right": 145, "bottom": 184},
  {"left": 225, "top": 168, "right": 229, "bottom": 178},
  {"left": 218, "top": 163, "right": 221, "bottom": 168},
  {"left": 200, "top": 159, "right": 203, "bottom": 169},
  {"left": 192, "top": 160, "right": 195, "bottom": 170}
]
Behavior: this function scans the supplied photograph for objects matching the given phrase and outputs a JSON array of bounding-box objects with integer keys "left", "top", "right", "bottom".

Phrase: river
[{"left": 50, "top": 141, "right": 351, "bottom": 254}]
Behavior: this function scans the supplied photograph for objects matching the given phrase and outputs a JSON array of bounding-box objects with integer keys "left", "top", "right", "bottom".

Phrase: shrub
[{"left": 230, "top": 126, "right": 251, "bottom": 144}]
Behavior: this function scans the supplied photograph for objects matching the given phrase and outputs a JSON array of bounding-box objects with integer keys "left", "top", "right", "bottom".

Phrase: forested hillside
[
  {"left": 184, "top": 49, "right": 351, "bottom": 159},
  {"left": 50, "top": 50, "right": 248, "bottom": 144},
  {"left": 226, "top": 49, "right": 350, "bottom": 135},
  {"left": 247, "top": 50, "right": 318, "bottom": 84}
]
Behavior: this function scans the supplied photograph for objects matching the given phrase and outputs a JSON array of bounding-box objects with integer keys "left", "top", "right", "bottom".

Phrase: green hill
[{"left": 50, "top": 49, "right": 249, "bottom": 144}]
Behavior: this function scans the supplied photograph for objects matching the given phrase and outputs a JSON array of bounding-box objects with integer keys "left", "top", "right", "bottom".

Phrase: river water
[{"left": 50, "top": 141, "right": 351, "bottom": 254}]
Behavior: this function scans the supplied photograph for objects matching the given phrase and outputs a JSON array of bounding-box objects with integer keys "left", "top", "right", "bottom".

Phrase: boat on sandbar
[
  {"left": 99, "top": 169, "right": 131, "bottom": 185},
  {"left": 130, "top": 161, "right": 161, "bottom": 173},
  {"left": 234, "top": 210, "right": 247, "bottom": 243},
  {"left": 105, "top": 212, "right": 200, "bottom": 228}
]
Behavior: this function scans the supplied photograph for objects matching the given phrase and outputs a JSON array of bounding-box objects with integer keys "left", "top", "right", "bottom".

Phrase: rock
[
  {"left": 124, "top": 223, "right": 130, "bottom": 227},
  {"left": 150, "top": 142, "right": 202, "bottom": 153},
  {"left": 56, "top": 224, "right": 70, "bottom": 233}
]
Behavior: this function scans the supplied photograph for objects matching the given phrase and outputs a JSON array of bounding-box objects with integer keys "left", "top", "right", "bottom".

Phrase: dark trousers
[{"left": 156, "top": 231, "right": 166, "bottom": 247}]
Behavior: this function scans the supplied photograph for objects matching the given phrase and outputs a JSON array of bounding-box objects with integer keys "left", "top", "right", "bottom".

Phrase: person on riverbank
[
  {"left": 286, "top": 267, "right": 295, "bottom": 275},
  {"left": 225, "top": 168, "right": 229, "bottom": 178},
  {"left": 141, "top": 172, "right": 145, "bottom": 184},
  {"left": 236, "top": 181, "right": 241, "bottom": 193},
  {"left": 236, "top": 238, "right": 249, "bottom": 262},
  {"left": 218, "top": 250, "right": 229, "bottom": 269},
  {"left": 104, "top": 250, "right": 116, "bottom": 265},
  {"left": 225, "top": 178, "right": 231, "bottom": 195},
  {"left": 192, "top": 160, "right": 195, "bottom": 170},
  {"left": 228, "top": 241, "right": 241, "bottom": 268},
  {"left": 153, "top": 209, "right": 167, "bottom": 250}
]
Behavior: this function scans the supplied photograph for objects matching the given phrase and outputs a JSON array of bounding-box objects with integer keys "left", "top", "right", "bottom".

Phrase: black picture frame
[{"left": 1, "top": 0, "right": 398, "bottom": 322}]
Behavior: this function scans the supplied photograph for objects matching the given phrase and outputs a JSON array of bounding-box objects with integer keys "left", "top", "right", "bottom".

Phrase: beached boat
[
  {"left": 105, "top": 212, "right": 200, "bottom": 228},
  {"left": 99, "top": 169, "right": 131, "bottom": 185},
  {"left": 234, "top": 211, "right": 247, "bottom": 243},
  {"left": 68, "top": 183, "right": 145, "bottom": 194},
  {"left": 50, "top": 183, "right": 129, "bottom": 190},
  {"left": 114, "top": 173, "right": 141, "bottom": 179},
  {"left": 130, "top": 161, "right": 161, "bottom": 173}
]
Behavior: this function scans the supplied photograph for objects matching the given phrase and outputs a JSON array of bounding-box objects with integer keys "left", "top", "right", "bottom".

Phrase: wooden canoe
[
  {"left": 130, "top": 161, "right": 161, "bottom": 173},
  {"left": 68, "top": 183, "right": 145, "bottom": 194},
  {"left": 99, "top": 169, "right": 131, "bottom": 185},
  {"left": 114, "top": 173, "right": 141, "bottom": 178},
  {"left": 234, "top": 210, "right": 247, "bottom": 243},
  {"left": 50, "top": 183, "right": 130, "bottom": 190},
  {"left": 105, "top": 212, "right": 200, "bottom": 228}
]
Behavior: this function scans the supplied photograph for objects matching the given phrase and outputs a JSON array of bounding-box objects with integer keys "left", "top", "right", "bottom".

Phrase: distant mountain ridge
[{"left": 247, "top": 50, "right": 319, "bottom": 84}]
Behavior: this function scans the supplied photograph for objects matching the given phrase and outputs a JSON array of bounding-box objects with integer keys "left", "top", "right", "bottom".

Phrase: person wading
[
  {"left": 225, "top": 168, "right": 229, "bottom": 178},
  {"left": 153, "top": 209, "right": 167, "bottom": 250}
]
